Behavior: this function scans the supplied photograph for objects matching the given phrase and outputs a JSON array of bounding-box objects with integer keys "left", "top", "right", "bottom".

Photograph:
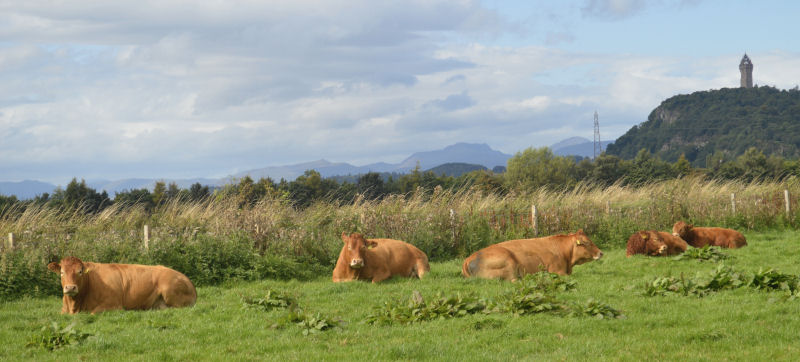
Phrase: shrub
[{"left": 26, "top": 322, "right": 92, "bottom": 351}]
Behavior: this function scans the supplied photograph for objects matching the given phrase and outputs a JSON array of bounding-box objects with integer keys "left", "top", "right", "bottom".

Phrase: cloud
[{"left": 581, "top": 0, "right": 647, "bottom": 20}]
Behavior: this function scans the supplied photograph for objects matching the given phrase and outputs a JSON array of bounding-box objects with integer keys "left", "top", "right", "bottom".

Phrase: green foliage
[
  {"left": 296, "top": 313, "right": 341, "bottom": 336},
  {"left": 644, "top": 265, "right": 800, "bottom": 299},
  {"left": 673, "top": 245, "right": 730, "bottom": 262},
  {"left": 26, "top": 322, "right": 92, "bottom": 351},
  {"left": 607, "top": 86, "right": 800, "bottom": 166},
  {"left": 242, "top": 289, "right": 298, "bottom": 312},
  {"left": 0, "top": 251, "right": 59, "bottom": 301},
  {"left": 568, "top": 299, "right": 625, "bottom": 319},
  {"left": 365, "top": 291, "right": 488, "bottom": 325}
]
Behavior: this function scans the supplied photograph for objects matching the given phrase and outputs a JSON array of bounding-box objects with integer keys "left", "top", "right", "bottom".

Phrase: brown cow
[
  {"left": 672, "top": 221, "right": 747, "bottom": 248},
  {"left": 332, "top": 232, "right": 430, "bottom": 283},
  {"left": 47, "top": 256, "right": 197, "bottom": 314},
  {"left": 626, "top": 230, "right": 688, "bottom": 257},
  {"left": 461, "top": 230, "right": 603, "bottom": 281}
]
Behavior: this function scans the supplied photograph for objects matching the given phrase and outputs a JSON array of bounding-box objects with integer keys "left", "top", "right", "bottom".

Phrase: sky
[{"left": 1, "top": 0, "right": 799, "bottom": 185}]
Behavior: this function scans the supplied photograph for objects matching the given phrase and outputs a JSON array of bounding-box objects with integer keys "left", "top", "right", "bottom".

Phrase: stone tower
[{"left": 739, "top": 53, "right": 753, "bottom": 88}]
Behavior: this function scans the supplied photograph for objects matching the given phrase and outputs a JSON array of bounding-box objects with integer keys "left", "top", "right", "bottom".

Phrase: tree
[
  {"left": 505, "top": 147, "right": 578, "bottom": 190},
  {"left": 357, "top": 172, "right": 387, "bottom": 200}
]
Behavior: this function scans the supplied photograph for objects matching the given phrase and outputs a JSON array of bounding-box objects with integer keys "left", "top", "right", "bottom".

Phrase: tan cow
[
  {"left": 47, "top": 256, "right": 197, "bottom": 314},
  {"left": 461, "top": 230, "right": 603, "bottom": 281},
  {"left": 672, "top": 221, "right": 747, "bottom": 248},
  {"left": 626, "top": 230, "right": 688, "bottom": 257},
  {"left": 332, "top": 232, "right": 430, "bottom": 283}
]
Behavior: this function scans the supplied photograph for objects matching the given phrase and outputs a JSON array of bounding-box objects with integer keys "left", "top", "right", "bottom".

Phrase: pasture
[{"left": 2, "top": 230, "right": 799, "bottom": 361}]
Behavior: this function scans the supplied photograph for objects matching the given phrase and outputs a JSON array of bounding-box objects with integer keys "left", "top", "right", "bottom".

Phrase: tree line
[{"left": 1, "top": 146, "right": 798, "bottom": 216}]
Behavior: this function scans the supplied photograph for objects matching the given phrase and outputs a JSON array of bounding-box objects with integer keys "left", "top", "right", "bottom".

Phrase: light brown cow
[
  {"left": 672, "top": 221, "right": 747, "bottom": 249},
  {"left": 47, "top": 256, "right": 197, "bottom": 314},
  {"left": 332, "top": 232, "right": 430, "bottom": 283},
  {"left": 461, "top": 230, "right": 603, "bottom": 281},
  {"left": 626, "top": 230, "right": 688, "bottom": 257}
]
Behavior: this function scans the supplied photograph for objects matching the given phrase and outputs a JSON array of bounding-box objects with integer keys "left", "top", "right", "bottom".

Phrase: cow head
[
  {"left": 571, "top": 229, "right": 603, "bottom": 265},
  {"left": 641, "top": 231, "right": 668, "bottom": 255},
  {"left": 47, "top": 256, "right": 91, "bottom": 297},
  {"left": 672, "top": 221, "right": 692, "bottom": 238},
  {"left": 341, "top": 232, "right": 377, "bottom": 269}
]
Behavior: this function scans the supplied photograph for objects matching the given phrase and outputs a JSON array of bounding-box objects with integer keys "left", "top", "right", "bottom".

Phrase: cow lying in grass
[
  {"left": 626, "top": 230, "right": 688, "bottom": 257},
  {"left": 672, "top": 221, "right": 747, "bottom": 249},
  {"left": 48, "top": 256, "right": 197, "bottom": 314},
  {"left": 461, "top": 230, "right": 603, "bottom": 281},
  {"left": 332, "top": 232, "right": 430, "bottom": 283}
]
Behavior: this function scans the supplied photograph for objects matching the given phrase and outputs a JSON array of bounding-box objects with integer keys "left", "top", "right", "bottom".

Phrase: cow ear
[
  {"left": 341, "top": 232, "right": 348, "bottom": 242},
  {"left": 47, "top": 262, "right": 60, "bottom": 273},
  {"left": 367, "top": 240, "right": 378, "bottom": 249}
]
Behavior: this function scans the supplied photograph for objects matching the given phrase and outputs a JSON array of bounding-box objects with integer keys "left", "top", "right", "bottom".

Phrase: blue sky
[{"left": 1, "top": 0, "right": 799, "bottom": 184}]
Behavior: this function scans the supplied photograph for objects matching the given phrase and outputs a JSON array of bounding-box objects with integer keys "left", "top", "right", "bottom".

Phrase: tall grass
[{"left": 2, "top": 177, "right": 799, "bottom": 300}]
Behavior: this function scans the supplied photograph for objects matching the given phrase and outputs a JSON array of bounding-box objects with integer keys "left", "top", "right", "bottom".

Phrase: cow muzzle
[
  {"left": 594, "top": 251, "right": 603, "bottom": 260},
  {"left": 349, "top": 259, "right": 364, "bottom": 269},
  {"left": 672, "top": 232, "right": 680, "bottom": 237},
  {"left": 63, "top": 285, "right": 78, "bottom": 296}
]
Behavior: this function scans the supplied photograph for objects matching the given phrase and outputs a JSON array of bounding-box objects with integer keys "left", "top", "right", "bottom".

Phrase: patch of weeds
[
  {"left": 365, "top": 290, "right": 488, "bottom": 325},
  {"left": 517, "top": 272, "right": 577, "bottom": 294},
  {"left": 644, "top": 265, "right": 800, "bottom": 300},
  {"left": 747, "top": 268, "right": 799, "bottom": 293},
  {"left": 568, "top": 299, "right": 625, "bottom": 319},
  {"left": 495, "top": 290, "right": 565, "bottom": 316},
  {"left": 297, "top": 312, "right": 341, "bottom": 336},
  {"left": 673, "top": 246, "right": 730, "bottom": 262},
  {"left": 241, "top": 289, "right": 298, "bottom": 312},
  {"left": 26, "top": 321, "right": 92, "bottom": 351}
]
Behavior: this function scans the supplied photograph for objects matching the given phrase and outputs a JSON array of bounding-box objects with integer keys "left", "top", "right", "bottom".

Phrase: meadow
[
  {"left": 2, "top": 177, "right": 800, "bottom": 360},
  {"left": 2, "top": 229, "right": 800, "bottom": 361}
]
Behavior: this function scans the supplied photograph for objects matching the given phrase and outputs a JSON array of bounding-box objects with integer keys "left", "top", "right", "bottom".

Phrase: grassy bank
[
  {"left": 2, "top": 177, "right": 800, "bottom": 301},
  {"left": 2, "top": 230, "right": 799, "bottom": 360}
]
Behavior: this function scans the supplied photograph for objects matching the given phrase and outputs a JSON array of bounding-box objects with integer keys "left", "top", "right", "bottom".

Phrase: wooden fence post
[
  {"left": 606, "top": 201, "right": 611, "bottom": 214},
  {"left": 785, "top": 189, "right": 791, "bottom": 216},
  {"left": 143, "top": 225, "right": 150, "bottom": 250},
  {"left": 531, "top": 205, "right": 538, "bottom": 236},
  {"left": 730, "top": 193, "right": 736, "bottom": 214},
  {"left": 449, "top": 209, "right": 456, "bottom": 245},
  {"left": 6, "top": 232, "right": 13, "bottom": 250}
]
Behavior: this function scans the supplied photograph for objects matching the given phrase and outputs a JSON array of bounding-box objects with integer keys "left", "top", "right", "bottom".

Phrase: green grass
[{"left": 2, "top": 230, "right": 800, "bottom": 361}]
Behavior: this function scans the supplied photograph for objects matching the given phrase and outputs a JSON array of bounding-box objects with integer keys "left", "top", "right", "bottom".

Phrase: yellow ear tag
[
  {"left": 367, "top": 244, "right": 376, "bottom": 249},
  {"left": 576, "top": 240, "right": 582, "bottom": 245},
  {"left": 84, "top": 268, "right": 92, "bottom": 274}
]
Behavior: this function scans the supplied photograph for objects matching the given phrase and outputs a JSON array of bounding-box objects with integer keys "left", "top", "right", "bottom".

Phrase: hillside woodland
[{"left": 606, "top": 86, "right": 800, "bottom": 166}]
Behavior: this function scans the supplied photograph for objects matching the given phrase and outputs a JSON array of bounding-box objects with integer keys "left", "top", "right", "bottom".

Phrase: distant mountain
[
  {"left": 0, "top": 180, "right": 57, "bottom": 199},
  {"left": 235, "top": 143, "right": 511, "bottom": 181},
  {"left": 2, "top": 143, "right": 512, "bottom": 199},
  {"left": 606, "top": 87, "right": 800, "bottom": 164},
  {"left": 551, "top": 137, "right": 613, "bottom": 158},
  {"left": 397, "top": 143, "right": 511, "bottom": 171},
  {"left": 426, "top": 163, "right": 487, "bottom": 177}
]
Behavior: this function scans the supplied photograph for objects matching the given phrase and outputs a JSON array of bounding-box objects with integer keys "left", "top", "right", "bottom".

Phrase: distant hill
[
  {"left": 396, "top": 143, "right": 511, "bottom": 171},
  {"left": 550, "top": 137, "right": 612, "bottom": 158},
  {"left": 0, "top": 180, "right": 57, "bottom": 199},
  {"left": 426, "top": 163, "right": 487, "bottom": 177},
  {"left": 235, "top": 143, "right": 511, "bottom": 181},
  {"left": 606, "top": 86, "right": 800, "bottom": 165}
]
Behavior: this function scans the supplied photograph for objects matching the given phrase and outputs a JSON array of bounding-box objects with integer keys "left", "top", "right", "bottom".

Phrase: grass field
[{"left": 2, "top": 229, "right": 800, "bottom": 361}]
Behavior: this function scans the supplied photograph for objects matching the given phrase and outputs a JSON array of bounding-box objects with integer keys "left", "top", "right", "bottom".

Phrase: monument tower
[{"left": 739, "top": 54, "right": 753, "bottom": 88}]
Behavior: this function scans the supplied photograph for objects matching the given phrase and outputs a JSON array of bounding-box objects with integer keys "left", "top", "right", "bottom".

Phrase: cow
[
  {"left": 461, "top": 230, "right": 603, "bottom": 281},
  {"left": 626, "top": 230, "right": 688, "bottom": 257},
  {"left": 47, "top": 256, "right": 197, "bottom": 314},
  {"left": 332, "top": 232, "right": 430, "bottom": 283},
  {"left": 672, "top": 221, "right": 747, "bottom": 248}
]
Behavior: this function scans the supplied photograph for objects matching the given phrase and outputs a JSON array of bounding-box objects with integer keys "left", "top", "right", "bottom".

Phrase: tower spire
[{"left": 739, "top": 53, "right": 753, "bottom": 88}]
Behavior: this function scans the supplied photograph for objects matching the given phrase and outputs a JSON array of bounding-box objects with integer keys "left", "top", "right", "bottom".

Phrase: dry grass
[{"left": 2, "top": 177, "right": 798, "bottom": 259}]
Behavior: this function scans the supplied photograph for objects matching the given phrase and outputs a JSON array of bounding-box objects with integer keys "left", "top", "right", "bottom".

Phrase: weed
[
  {"left": 241, "top": 289, "right": 298, "bottom": 312},
  {"left": 26, "top": 321, "right": 92, "bottom": 351},
  {"left": 673, "top": 245, "right": 730, "bottom": 262},
  {"left": 568, "top": 299, "right": 625, "bottom": 319}
]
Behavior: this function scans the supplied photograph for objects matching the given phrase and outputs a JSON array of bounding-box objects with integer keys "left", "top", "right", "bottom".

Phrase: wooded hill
[{"left": 606, "top": 86, "right": 800, "bottom": 166}]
